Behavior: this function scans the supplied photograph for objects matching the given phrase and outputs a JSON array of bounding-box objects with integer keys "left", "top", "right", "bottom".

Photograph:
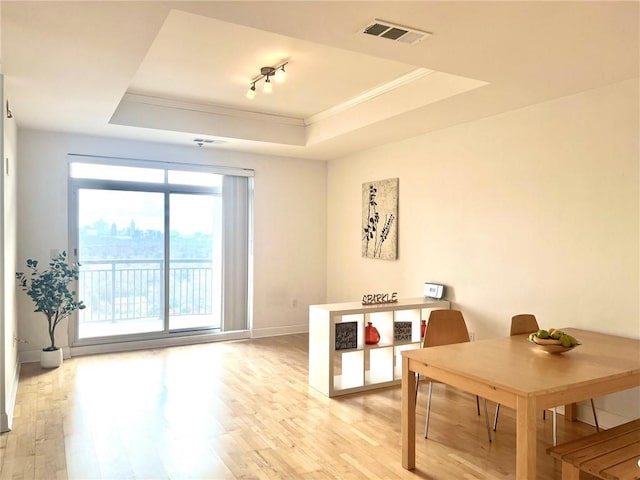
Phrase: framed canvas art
[
  {"left": 394, "top": 321, "right": 413, "bottom": 342},
  {"left": 335, "top": 322, "right": 358, "bottom": 351},
  {"left": 362, "top": 178, "right": 398, "bottom": 260}
]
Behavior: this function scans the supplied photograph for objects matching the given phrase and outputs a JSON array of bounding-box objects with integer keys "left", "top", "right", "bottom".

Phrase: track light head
[
  {"left": 263, "top": 76, "right": 272, "bottom": 93},
  {"left": 275, "top": 65, "right": 286, "bottom": 83},
  {"left": 246, "top": 83, "right": 256, "bottom": 100}
]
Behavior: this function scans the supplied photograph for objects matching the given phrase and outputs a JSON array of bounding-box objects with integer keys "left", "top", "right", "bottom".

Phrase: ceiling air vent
[
  {"left": 362, "top": 19, "right": 431, "bottom": 45},
  {"left": 193, "top": 138, "right": 225, "bottom": 147}
]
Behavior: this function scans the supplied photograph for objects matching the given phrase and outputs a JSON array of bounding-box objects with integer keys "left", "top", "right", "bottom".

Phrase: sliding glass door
[
  {"left": 168, "top": 192, "right": 221, "bottom": 331},
  {"left": 69, "top": 158, "right": 251, "bottom": 346},
  {"left": 77, "top": 188, "right": 165, "bottom": 338}
]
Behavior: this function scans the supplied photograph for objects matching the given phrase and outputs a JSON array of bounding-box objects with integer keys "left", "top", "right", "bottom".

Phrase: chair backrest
[
  {"left": 510, "top": 314, "right": 539, "bottom": 336},
  {"left": 423, "top": 309, "right": 470, "bottom": 347}
]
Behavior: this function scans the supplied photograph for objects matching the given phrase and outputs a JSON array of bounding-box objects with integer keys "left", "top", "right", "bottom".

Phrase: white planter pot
[{"left": 41, "top": 348, "right": 63, "bottom": 368}]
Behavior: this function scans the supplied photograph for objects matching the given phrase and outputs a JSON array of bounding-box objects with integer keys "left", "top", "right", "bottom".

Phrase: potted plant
[{"left": 16, "top": 251, "right": 85, "bottom": 368}]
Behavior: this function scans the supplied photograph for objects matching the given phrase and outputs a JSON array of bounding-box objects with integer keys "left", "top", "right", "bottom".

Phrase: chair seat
[{"left": 417, "top": 309, "right": 492, "bottom": 443}]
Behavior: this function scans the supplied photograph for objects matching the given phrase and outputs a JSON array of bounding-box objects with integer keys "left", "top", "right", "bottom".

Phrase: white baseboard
[
  {"left": 70, "top": 331, "right": 251, "bottom": 357},
  {"left": 4, "top": 360, "right": 21, "bottom": 431},
  {"left": 251, "top": 324, "right": 308, "bottom": 338},
  {"left": 19, "top": 347, "right": 71, "bottom": 364},
  {"left": 554, "top": 401, "right": 630, "bottom": 430},
  {"left": 581, "top": 407, "right": 632, "bottom": 430},
  {"left": 0, "top": 355, "right": 21, "bottom": 432},
  {"left": 18, "top": 326, "right": 310, "bottom": 360},
  {"left": 17, "top": 327, "right": 310, "bottom": 361},
  {"left": 18, "top": 331, "right": 252, "bottom": 362}
]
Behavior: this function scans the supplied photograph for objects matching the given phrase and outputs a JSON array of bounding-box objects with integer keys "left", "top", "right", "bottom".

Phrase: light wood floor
[{"left": 0, "top": 334, "right": 599, "bottom": 480}]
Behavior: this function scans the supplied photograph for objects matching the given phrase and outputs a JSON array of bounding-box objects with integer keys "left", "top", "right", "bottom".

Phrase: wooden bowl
[{"left": 529, "top": 340, "right": 580, "bottom": 354}]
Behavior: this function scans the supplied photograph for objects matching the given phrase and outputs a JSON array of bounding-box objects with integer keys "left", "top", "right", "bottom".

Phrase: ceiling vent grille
[
  {"left": 362, "top": 19, "right": 431, "bottom": 45},
  {"left": 193, "top": 138, "right": 225, "bottom": 147}
]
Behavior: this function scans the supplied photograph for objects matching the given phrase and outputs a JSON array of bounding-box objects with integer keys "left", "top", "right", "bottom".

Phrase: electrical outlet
[
  {"left": 291, "top": 298, "right": 298, "bottom": 308},
  {"left": 469, "top": 331, "right": 475, "bottom": 342}
]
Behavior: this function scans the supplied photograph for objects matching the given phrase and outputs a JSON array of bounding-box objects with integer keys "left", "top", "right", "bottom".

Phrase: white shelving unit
[{"left": 308, "top": 297, "right": 450, "bottom": 397}]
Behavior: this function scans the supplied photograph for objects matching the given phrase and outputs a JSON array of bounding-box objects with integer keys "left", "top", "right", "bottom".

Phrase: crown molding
[{"left": 305, "top": 68, "right": 434, "bottom": 126}]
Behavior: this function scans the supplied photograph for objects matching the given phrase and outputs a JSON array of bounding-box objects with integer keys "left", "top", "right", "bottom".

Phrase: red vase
[
  {"left": 365, "top": 322, "right": 380, "bottom": 345},
  {"left": 421, "top": 320, "right": 427, "bottom": 338}
]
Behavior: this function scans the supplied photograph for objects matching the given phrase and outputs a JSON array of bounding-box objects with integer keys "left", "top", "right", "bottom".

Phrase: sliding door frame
[{"left": 66, "top": 154, "right": 254, "bottom": 352}]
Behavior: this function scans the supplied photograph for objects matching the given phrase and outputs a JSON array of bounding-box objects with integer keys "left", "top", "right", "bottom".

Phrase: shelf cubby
[{"left": 309, "top": 297, "right": 450, "bottom": 397}]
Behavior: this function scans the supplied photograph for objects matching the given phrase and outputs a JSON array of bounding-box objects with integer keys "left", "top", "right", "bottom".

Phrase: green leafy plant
[{"left": 16, "top": 251, "right": 85, "bottom": 351}]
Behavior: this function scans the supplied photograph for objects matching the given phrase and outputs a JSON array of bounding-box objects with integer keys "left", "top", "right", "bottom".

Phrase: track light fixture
[{"left": 246, "top": 61, "right": 288, "bottom": 99}]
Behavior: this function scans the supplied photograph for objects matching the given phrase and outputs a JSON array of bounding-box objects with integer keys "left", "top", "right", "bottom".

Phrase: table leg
[
  {"left": 564, "top": 402, "right": 577, "bottom": 421},
  {"left": 401, "top": 356, "right": 416, "bottom": 469},
  {"left": 516, "top": 395, "right": 537, "bottom": 479},
  {"left": 562, "top": 462, "right": 580, "bottom": 480}
]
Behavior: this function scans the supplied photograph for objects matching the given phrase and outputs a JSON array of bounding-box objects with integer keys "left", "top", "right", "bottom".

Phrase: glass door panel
[
  {"left": 168, "top": 193, "right": 222, "bottom": 331},
  {"left": 77, "top": 189, "right": 165, "bottom": 338}
]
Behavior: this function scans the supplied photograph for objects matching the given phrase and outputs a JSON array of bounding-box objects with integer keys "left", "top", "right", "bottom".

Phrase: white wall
[
  {"left": 1, "top": 75, "right": 19, "bottom": 432},
  {"left": 16, "top": 130, "right": 327, "bottom": 356},
  {"left": 327, "top": 78, "right": 639, "bottom": 424}
]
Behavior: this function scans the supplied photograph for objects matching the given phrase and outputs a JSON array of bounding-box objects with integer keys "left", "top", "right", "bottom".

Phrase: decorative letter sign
[{"left": 361, "top": 292, "right": 398, "bottom": 305}]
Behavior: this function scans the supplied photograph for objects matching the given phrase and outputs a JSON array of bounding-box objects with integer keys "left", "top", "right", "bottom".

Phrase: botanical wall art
[{"left": 362, "top": 177, "right": 398, "bottom": 260}]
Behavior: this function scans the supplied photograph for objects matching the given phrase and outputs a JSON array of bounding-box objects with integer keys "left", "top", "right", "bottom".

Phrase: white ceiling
[{"left": 1, "top": 1, "right": 638, "bottom": 160}]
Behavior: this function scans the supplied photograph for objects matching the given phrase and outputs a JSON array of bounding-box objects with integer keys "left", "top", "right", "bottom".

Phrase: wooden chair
[
  {"left": 493, "top": 314, "right": 600, "bottom": 445},
  {"left": 510, "top": 313, "right": 539, "bottom": 337},
  {"left": 415, "top": 309, "right": 492, "bottom": 442}
]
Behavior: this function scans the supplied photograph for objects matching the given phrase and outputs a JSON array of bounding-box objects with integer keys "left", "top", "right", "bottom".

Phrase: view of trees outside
[
  {"left": 77, "top": 189, "right": 221, "bottom": 338},
  {"left": 169, "top": 193, "right": 221, "bottom": 331}
]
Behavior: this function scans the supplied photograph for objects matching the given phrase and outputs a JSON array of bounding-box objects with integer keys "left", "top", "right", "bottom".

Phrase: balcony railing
[{"left": 78, "top": 259, "right": 214, "bottom": 324}]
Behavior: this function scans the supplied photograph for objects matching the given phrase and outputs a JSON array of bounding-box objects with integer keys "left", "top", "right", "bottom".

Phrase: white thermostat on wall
[{"left": 424, "top": 282, "right": 445, "bottom": 299}]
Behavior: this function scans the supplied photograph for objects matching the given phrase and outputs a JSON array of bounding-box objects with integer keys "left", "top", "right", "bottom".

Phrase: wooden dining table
[{"left": 401, "top": 328, "right": 640, "bottom": 479}]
